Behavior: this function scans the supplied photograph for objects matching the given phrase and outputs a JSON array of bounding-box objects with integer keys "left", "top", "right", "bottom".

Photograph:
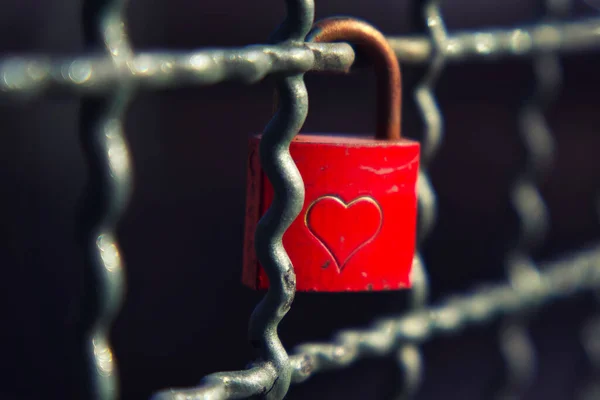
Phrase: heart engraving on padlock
[{"left": 305, "top": 195, "right": 383, "bottom": 271}]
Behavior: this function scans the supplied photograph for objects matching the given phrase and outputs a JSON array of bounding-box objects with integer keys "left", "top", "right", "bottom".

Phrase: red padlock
[{"left": 243, "top": 17, "right": 420, "bottom": 292}]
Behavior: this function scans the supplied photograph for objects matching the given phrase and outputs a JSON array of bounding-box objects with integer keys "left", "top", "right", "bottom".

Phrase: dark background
[{"left": 0, "top": 0, "right": 599, "bottom": 399}]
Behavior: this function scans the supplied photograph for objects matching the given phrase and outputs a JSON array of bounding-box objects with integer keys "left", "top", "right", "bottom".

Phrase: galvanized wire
[
  {"left": 246, "top": 0, "right": 313, "bottom": 398},
  {"left": 1, "top": 18, "right": 600, "bottom": 99},
  {"left": 493, "top": 0, "right": 567, "bottom": 397},
  {"left": 0, "top": 3, "right": 595, "bottom": 398},
  {"left": 78, "top": 0, "right": 135, "bottom": 399},
  {"left": 0, "top": 43, "right": 351, "bottom": 99},
  {"left": 152, "top": 1, "right": 313, "bottom": 400},
  {"left": 286, "top": 243, "right": 600, "bottom": 385},
  {"left": 393, "top": 0, "right": 448, "bottom": 398},
  {"left": 149, "top": 241, "right": 600, "bottom": 400},
  {"left": 390, "top": 16, "right": 600, "bottom": 63}
]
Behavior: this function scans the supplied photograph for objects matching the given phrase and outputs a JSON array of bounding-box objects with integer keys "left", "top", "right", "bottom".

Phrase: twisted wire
[
  {"left": 494, "top": 1, "right": 566, "bottom": 397},
  {"left": 393, "top": 1, "right": 448, "bottom": 398},
  {"left": 79, "top": 0, "right": 134, "bottom": 399},
  {"left": 288, "top": 243, "right": 600, "bottom": 385},
  {"left": 2, "top": 18, "right": 600, "bottom": 100},
  {"left": 146, "top": 243, "right": 600, "bottom": 399},
  {"left": 247, "top": 0, "right": 313, "bottom": 398},
  {"left": 138, "top": 12, "right": 600, "bottom": 400},
  {"left": 151, "top": 1, "right": 313, "bottom": 399}
]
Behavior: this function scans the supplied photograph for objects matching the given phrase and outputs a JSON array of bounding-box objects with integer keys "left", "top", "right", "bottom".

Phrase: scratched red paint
[{"left": 242, "top": 133, "right": 420, "bottom": 292}]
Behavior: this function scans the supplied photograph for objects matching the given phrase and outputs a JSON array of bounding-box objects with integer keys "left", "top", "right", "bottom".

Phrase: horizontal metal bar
[
  {"left": 391, "top": 16, "right": 600, "bottom": 63},
  {"left": 289, "top": 243, "right": 600, "bottom": 382},
  {"left": 152, "top": 242, "right": 600, "bottom": 399},
  {"left": 1, "top": 18, "right": 599, "bottom": 99},
  {"left": 0, "top": 43, "right": 354, "bottom": 98}
]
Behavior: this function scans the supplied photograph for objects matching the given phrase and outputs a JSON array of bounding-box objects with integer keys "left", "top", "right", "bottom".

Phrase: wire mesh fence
[{"left": 1, "top": 0, "right": 599, "bottom": 399}]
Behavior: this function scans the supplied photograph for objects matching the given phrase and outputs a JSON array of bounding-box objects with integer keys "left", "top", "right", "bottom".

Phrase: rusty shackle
[
  {"left": 308, "top": 17, "right": 402, "bottom": 140},
  {"left": 272, "top": 18, "right": 402, "bottom": 140}
]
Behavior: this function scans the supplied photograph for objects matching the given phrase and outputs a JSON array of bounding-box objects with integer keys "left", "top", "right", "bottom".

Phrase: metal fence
[{"left": 2, "top": 0, "right": 600, "bottom": 399}]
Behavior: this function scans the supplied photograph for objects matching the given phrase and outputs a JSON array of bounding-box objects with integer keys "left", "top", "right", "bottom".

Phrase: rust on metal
[{"left": 307, "top": 17, "right": 402, "bottom": 141}]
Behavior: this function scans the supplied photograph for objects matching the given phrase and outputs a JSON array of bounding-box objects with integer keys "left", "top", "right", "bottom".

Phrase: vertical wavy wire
[
  {"left": 246, "top": 0, "right": 313, "bottom": 398},
  {"left": 495, "top": 1, "right": 565, "bottom": 398},
  {"left": 395, "top": 1, "right": 448, "bottom": 398},
  {"left": 80, "top": 0, "right": 134, "bottom": 399},
  {"left": 149, "top": 1, "right": 313, "bottom": 399}
]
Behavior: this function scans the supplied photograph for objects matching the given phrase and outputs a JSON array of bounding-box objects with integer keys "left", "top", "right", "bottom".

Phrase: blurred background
[{"left": 0, "top": 0, "right": 599, "bottom": 399}]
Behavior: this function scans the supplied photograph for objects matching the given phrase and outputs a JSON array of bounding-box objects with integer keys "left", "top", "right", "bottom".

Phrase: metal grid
[{"left": 1, "top": 0, "right": 600, "bottom": 399}]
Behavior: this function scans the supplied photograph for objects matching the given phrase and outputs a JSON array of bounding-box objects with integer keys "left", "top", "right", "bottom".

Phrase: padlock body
[{"left": 243, "top": 134, "right": 420, "bottom": 292}]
